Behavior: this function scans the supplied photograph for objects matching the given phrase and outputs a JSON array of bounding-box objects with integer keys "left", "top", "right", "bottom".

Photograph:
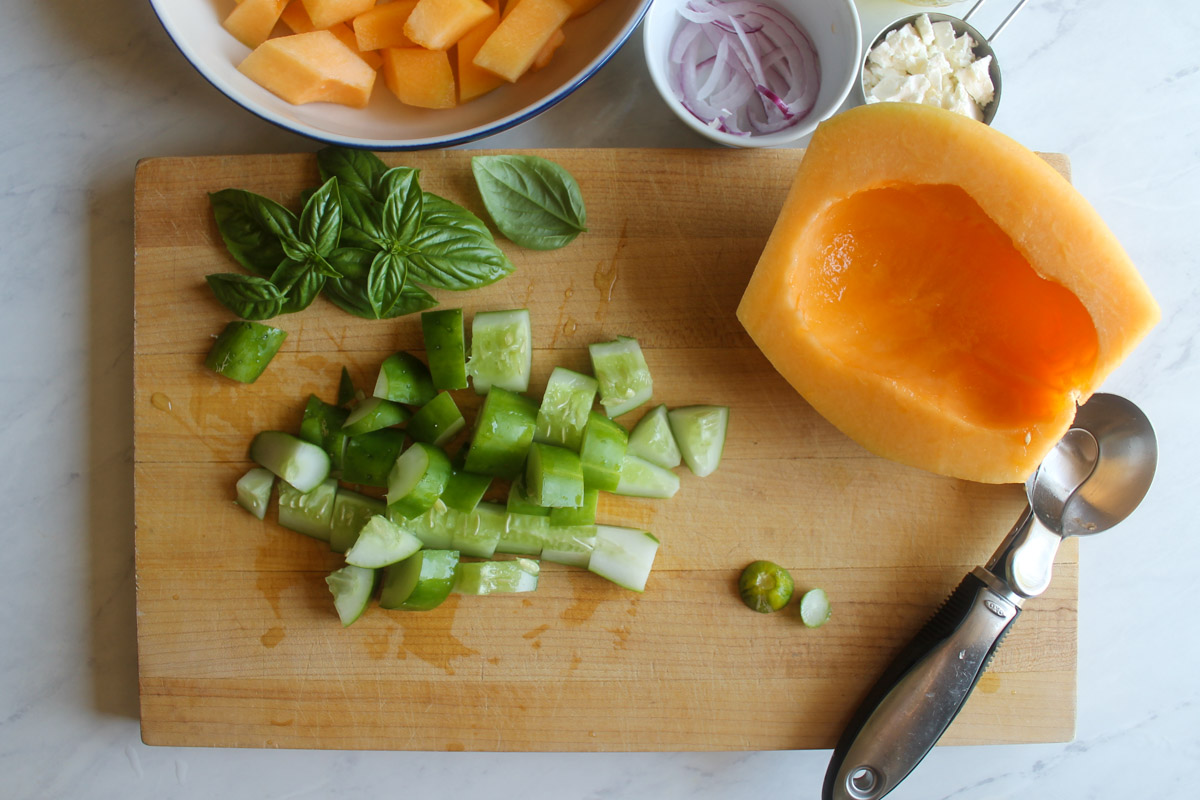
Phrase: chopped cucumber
[
  {"left": 250, "top": 430, "right": 331, "bottom": 492},
  {"left": 627, "top": 404, "right": 682, "bottom": 469},
  {"left": 507, "top": 474, "right": 551, "bottom": 516},
  {"left": 277, "top": 478, "right": 338, "bottom": 541},
  {"left": 380, "top": 549, "right": 460, "bottom": 611},
  {"left": 344, "top": 514, "right": 424, "bottom": 569},
  {"left": 453, "top": 502, "right": 505, "bottom": 558},
  {"left": 341, "top": 396, "right": 410, "bottom": 436},
  {"left": 549, "top": 488, "right": 599, "bottom": 527},
  {"left": 421, "top": 308, "right": 468, "bottom": 391},
  {"left": 406, "top": 392, "right": 466, "bottom": 447},
  {"left": 525, "top": 442, "right": 585, "bottom": 508},
  {"left": 454, "top": 558, "right": 540, "bottom": 595},
  {"left": 587, "top": 525, "right": 660, "bottom": 592},
  {"left": 325, "top": 564, "right": 376, "bottom": 627},
  {"left": 497, "top": 512, "right": 549, "bottom": 556},
  {"left": 533, "top": 367, "right": 598, "bottom": 451},
  {"left": 579, "top": 411, "right": 628, "bottom": 492},
  {"left": 468, "top": 308, "right": 532, "bottom": 394},
  {"left": 541, "top": 524, "right": 597, "bottom": 568},
  {"left": 668, "top": 405, "right": 729, "bottom": 478},
  {"left": 330, "top": 489, "right": 386, "bottom": 554},
  {"left": 341, "top": 428, "right": 405, "bottom": 487},
  {"left": 440, "top": 466, "right": 493, "bottom": 513},
  {"left": 738, "top": 560, "right": 794, "bottom": 613},
  {"left": 589, "top": 336, "right": 652, "bottom": 418},
  {"left": 336, "top": 366, "right": 357, "bottom": 406},
  {"left": 374, "top": 352, "right": 437, "bottom": 406},
  {"left": 614, "top": 454, "right": 680, "bottom": 499},
  {"left": 299, "top": 395, "right": 350, "bottom": 473},
  {"left": 235, "top": 467, "right": 275, "bottom": 520},
  {"left": 463, "top": 387, "right": 538, "bottom": 479},
  {"left": 205, "top": 321, "right": 287, "bottom": 384},
  {"left": 800, "top": 588, "right": 832, "bottom": 628},
  {"left": 387, "top": 442, "right": 453, "bottom": 518}
]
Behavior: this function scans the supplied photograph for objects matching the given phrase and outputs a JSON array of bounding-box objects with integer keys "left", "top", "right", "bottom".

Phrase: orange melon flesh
[
  {"left": 531, "top": 26, "right": 564, "bottom": 70},
  {"left": 224, "top": 0, "right": 290, "bottom": 48},
  {"left": 238, "top": 30, "right": 377, "bottom": 108},
  {"left": 737, "top": 102, "right": 1160, "bottom": 484},
  {"left": 301, "top": 0, "right": 377, "bottom": 29},
  {"left": 280, "top": 2, "right": 383, "bottom": 69},
  {"left": 383, "top": 47, "right": 457, "bottom": 108},
  {"left": 473, "top": 0, "right": 571, "bottom": 82},
  {"left": 404, "top": 0, "right": 494, "bottom": 50},
  {"left": 353, "top": 1, "right": 420, "bottom": 50},
  {"left": 457, "top": 1, "right": 505, "bottom": 102}
]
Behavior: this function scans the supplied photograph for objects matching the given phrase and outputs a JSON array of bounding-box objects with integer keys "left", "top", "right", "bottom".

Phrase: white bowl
[
  {"left": 642, "top": 0, "right": 862, "bottom": 147},
  {"left": 150, "top": 0, "right": 652, "bottom": 150}
]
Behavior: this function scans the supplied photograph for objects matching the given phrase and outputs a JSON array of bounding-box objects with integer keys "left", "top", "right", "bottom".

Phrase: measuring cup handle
[{"left": 821, "top": 569, "right": 1021, "bottom": 800}]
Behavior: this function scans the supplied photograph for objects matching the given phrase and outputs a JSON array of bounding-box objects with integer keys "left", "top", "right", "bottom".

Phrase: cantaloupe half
[{"left": 736, "top": 103, "right": 1159, "bottom": 484}]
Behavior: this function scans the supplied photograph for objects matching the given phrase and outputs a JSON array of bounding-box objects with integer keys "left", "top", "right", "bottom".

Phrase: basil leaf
[
  {"left": 317, "top": 146, "right": 387, "bottom": 199},
  {"left": 269, "top": 257, "right": 308, "bottom": 294},
  {"left": 377, "top": 167, "right": 423, "bottom": 242},
  {"left": 470, "top": 155, "right": 587, "bottom": 250},
  {"left": 270, "top": 258, "right": 327, "bottom": 314},
  {"left": 309, "top": 253, "right": 343, "bottom": 279},
  {"left": 208, "top": 189, "right": 294, "bottom": 276},
  {"left": 299, "top": 177, "right": 342, "bottom": 256},
  {"left": 338, "top": 189, "right": 385, "bottom": 247},
  {"left": 367, "top": 251, "right": 409, "bottom": 318},
  {"left": 324, "top": 277, "right": 436, "bottom": 320},
  {"left": 327, "top": 247, "right": 376, "bottom": 281},
  {"left": 408, "top": 222, "right": 515, "bottom": 290},
  {"left": 422, "top": 192, "right": 494, "bottom": 241},
  {"left": 205, "top": 273, "right": 287, "bottom": 320}
]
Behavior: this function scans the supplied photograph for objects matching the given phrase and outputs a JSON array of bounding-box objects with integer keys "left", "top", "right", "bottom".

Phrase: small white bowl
[
  {"left": 643, "top": 0, "right": 862, "bottom": 147},
  {"left": 150, "top": 0, "right": 652, "bottom": 150}
]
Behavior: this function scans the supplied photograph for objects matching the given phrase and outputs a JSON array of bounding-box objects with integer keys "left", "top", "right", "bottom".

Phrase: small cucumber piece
[
  {"left": 440, "top": 467, "right": 493, "bottom": 513},
  {"left": 738, "top": 561, "right": 795, "bottom": 613},
  {"left": 627, "top": 404, "right": 682, "bottom": 469},
  {"left": 579, "top": 411, "right": 628, "bottom": 492},
  {"left": 344, "top": 514, "right": 424, "bottom": 568},
  {"left": 235, "top": 467, "right": 275, "bottom": 520},
  {"left": 249, "top": 430, "right": 331, "bottom": 492},
  {"left": 497, "top": 512, "right": 549, "bottom": 556},
  {"left": 453, "top": 501, "right": 505, "bottom": 558},
  {"left": 341, "top": 396, "right": 410, "bottom": 436},
  {"left": 463, "top": 387, "right": 538, "bottom": 479},
  {"left": 380, "top": 549, "right": 460, "bottom": 611},
  {"left": 589, "top": 336, "right": 652, "bottom": 418},
  {"left": 397, "top": 499, "right": 462, "bottom": 550},
  {"left": 387, "top": 442, "right": 453, "bottom": 518},
  {"left": 325, "top": 564, "right": 376, "bottom": 627},
  {"left": 800, "top": 588, "right": 832, "bottom": 628},
  {"left": 613, "top": 453, "right": 680, "bottom": 499},
  {"left": 525, "top": 442, "right": 585, "bottom": 508},
  {"left": 541, "top": 524, "right": 597, "bottom": 568},
  {"left": 374, "top": 352, "right": 437, "bottom": 406},
  {"left": 587, "top": 525, "right": 660, "bottom": 592},
  {"left": 668, "top": 405, "right": 730, "bottom": 478},
  {"left": 299, "top": 395, "right": 350, "bottom": 472},
  {"left": 453, "top": 558, "right": 540, "bottom": 595},
  {"left": 549, "top": 488, "right": 599, "bottom": 527},
  {"left": 406, "top": 392, "right": 466, "bottom": 447},
  {"left": 337, "top": 366, "right": 357, "bottom": 406},
  {"left": 205, "top": 321, "right": 287, "bottom": 383},
  {"left": 277, "top": 478, "right": 338, "bottom": 541},
  {"left": 468, "top": 308, "right": 532, "bottom": 394},
  {"left": 533, "top": 367, "right": 598, "bottom": 451},
  {"left": 341, "top": 428, "right": 405, "bottom": 487},
  {"left": 330, "top": 489, "right": 386, "bottom": 554},
  {"left": 507, "top": 474, "right": 550, "bottom": 516},
  {"left": 421, "top": 308, "right": 468, "bottom": 391}
]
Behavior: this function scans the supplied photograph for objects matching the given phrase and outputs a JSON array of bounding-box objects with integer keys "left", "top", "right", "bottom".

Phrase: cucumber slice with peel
[
  {"left": 330, "top": 489, "right": 386, "bottom": 554},
  {"left": 463, "top": 387, "right": 538, "bottom": 478},
  {"left": 374, "top": 352, "right": 437, "bottom": 406},
  {"left": 406, "top": 392, "right": 466, "bottom": 447},
  {"left": 614, "top": 454, "right": 680, "bottom": 499},
  {"left": 627, "top": 404, "right": 682, "bottom": 469},
  {"left": 497, "top": 512, "right": 549, "bottom": 556},
  {"left": 468, "top": 309, "right": 532, "bottom": 394},
  {"left": 277, "top": 478, "right": 339, "bottom": 541},
  {"left": 507, "top": 474, "right": 550, "bottom": 516},
  {"left": 341, "top": 428, "right": 405, "bottom": 487},
  {"left": 380, "top": 549, "right": 460, "bottom": 611},
  {"left": 541, "top": 524, "right": 596, "bottom": 567},
  {"left": 453, "top": 558, "right": 540, "bottom": 595},
  {"left": 387, "top": 442, "right": 453, "bottom": 518},
  {"left": 325, "top": 564, "right": 376, "bottom": 627},
  {"left": 421, "top": 308, "right": 468, "bottom": 391},
  {"left": 453, "top": 501, "right": 505, "bottom": 558},
  {"left": 533, "top": 367, "right": 597, "bottom": 451},
  {"left": 235, "top": 467, "right": 275, "bottom": 520},
  {"left": 549, "top": 488, "right": 598, "bottom": 526},
  {"left": 588, "top": 525, "right": 660, "bottom": 592},
  {"left": 344, "top": 514, "right": 424, "bottom": 568},
  {"left": 525, "top": 442, "right": 585, "bottom": 507},
  {"left": 398, "top": 500, "right": 462, "bottom": 550},
  {"left": 579, "top": 411, "right": 627, "bottom": 492},
  {"left": 250, "top": 430, "right": 331, "bottom": 492},
  {"left": 668, "top": 405, "right": 729, "bottom": 477},
  {"left": 589, "top": 336, "right": 652, "bottom": 418},
  {"left": 341, "top": 396, "right": 410, "bottom": 436},
  {"left": 441, "top": 467, "right": 492, "bottom": 513},
  {"left": 800, "top": 588, "right": 832, "bottom": 628},
  {"left": 205, "top": 321, "right": 287, "bottom": 384}
]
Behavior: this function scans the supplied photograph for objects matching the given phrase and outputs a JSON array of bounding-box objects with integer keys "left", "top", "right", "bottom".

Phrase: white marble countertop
[{"left": 3, "top": 0, "right": 1197, "bottom": 797}]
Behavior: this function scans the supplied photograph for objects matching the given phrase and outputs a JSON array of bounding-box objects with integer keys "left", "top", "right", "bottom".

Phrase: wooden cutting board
[{"left": 132, "top": 148, "right": 1077, "bottom": 751}]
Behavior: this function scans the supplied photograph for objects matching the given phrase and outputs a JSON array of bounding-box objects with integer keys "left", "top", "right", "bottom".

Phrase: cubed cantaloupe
[
  {"left": 224, "top": 0, "right": 290, "bottom": 48},
  {"left": 456, "top": 0, "right": 504, "bottom": 102},
  {"left": 473, "top": 0, "right": 571, "bottom": 82},
  {"left": 353, "top": 1, "right": 420, "bottom": 50},
  {"left": 531, "top": 26, "right": 564, "bottom": 71},
  {"left": 382, "top": 48, "right": 456, "bottom": 108},
  {"left": 563, "top": 0, "right": 603, "bottom": 19},
  {"left": 300, "top": 0, "right": 376, "bottom": 29},
  {"left": 281, "top": 1, "right": 383, "bottom": 69},
  {"left": 403, "top": 0, "right": 494, "bottom": 51},
  {"left": 239, "top": 30, "right": 377, "bottom": 108}
]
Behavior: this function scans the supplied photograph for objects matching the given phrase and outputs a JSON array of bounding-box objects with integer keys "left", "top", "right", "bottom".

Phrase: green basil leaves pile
[{"left": 206, "top": 148, "right": 586, "bottom": 321}]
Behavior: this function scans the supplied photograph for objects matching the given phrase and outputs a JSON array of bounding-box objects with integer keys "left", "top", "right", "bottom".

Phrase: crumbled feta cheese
[
  {"left": 932, "top": 20, "right": 956, "bottom": 51},
  {"left": 915, "top": 13, "right": 935, "bottom": 46},
  {"left": 958, "top": 55, "right": 995, "bottom": 105}
]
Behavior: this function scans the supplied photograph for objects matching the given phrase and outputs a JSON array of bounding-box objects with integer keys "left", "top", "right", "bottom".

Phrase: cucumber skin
[
  {"left": 205, "top": 321, "right": 287, "bottom": 384},
  {"left": 579, "top": 411, "right": 628, "bottom": 492},
  {"left": 380, "top": 549, "right": 460, "bottom": 611},
  {"left": 344, "top": 515, "right": 424, "bottom": 569},
  {"left": 341, "top": 429, "right": 406, "bottom": 488},
  {"left": 463, "top": 387, "right": 538, "bottom": 479},
  {"left": 422, "top": 309, "right": 468, "bottom": 391},
  {"left": 453, "top": 502, "right": 505, "bottom": 558},
  {"left": 375, "top": 352, "right": 437, "bottom": 406},
  {"left": 507, "top": 473, "right": 551, "bottom": 516},
  {"left": 406, "top": 392, "right": 466, "bottom": 447},
  {"left": 667, "top": 405, "right": 730, "bottom": 478},
  {"left": 330, "top": 490, "right": 386, "bottom": 554},
  {"left": 627, "top": 404, "right": 682, "bottom": 469},
  {"left": 276, "top": 478, "right": 338, "bottom": 541},
  {"left": 614, "top": 454, "right": 681, "bottom": 499},
  {"left": 588, "top": 525, "right": 660, "bottom": 592},
  {"left": 387, "top": 442, "right": 453, "bottom": 519},
  {"left": 440, "top": 468, "right": 493, "bottom": 513},
  {"left": 341, "top": 397, "right": 410, "bottom": 437},
  {"left": 526, "top": 442, "right": 585, "bottom": 508},
  {"left": 249, "top": 431, "right": 331, "bottom": 493},
  {"left": 453, "top": 559, "right": 540, "bottom": 595},
  {"left": 326, "top": 565, "right": 377, "bottom": 627},
  {"left": 549, "top": 488, "right": 599, "bottom": 526}
]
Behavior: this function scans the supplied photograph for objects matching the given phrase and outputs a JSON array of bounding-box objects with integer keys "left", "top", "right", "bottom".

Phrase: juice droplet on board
[{"left": 150, "top": 392, "right": 173, "bottom": 412}]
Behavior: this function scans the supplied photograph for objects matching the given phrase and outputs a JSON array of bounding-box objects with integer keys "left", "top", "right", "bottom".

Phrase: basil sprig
[{"left": 470, "top": 154, "right": 588, "bottom": 250}]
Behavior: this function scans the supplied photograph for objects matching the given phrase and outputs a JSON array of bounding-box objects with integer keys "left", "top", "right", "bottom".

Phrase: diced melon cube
[
  {"left": 280, "top": 2, "right": 383, "bottom": 68},
  {"left": 224, "top": 0, "right": 290, "bottom": 48},
  {"left": 238, "top": 30, "right": 377, "bottom": 108},
  {"left": 301, "top": 0, "right": 376, "bottom": 29},
  {"left": 354, "top": 0, "right": 420, "bottom": 50},
  {"left": 473, "top": 0, "right": 571, "bottom": 82},
  {"left": 563, "top": 0, "right": 603, "bottom": 18},
  {"left": 456, "top": 0, "right": 504, "bottom": 102},
  {"left": 531, "top": 26, "right": 563, "bottom": 71},
  {"left": 280, "top": 0, "right": 318, "bottom": 31},
  {"left": 404, "top": 0, "right": 494, "bottom": 51},
  {"left": 383, "top": 48, "right": 457, "bottom": 109}
]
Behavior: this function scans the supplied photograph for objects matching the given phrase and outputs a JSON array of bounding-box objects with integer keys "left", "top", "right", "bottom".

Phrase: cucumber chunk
[
  {"left": 668, "top": 405, "right": 729, "bottom": 478},
  {"left": 397, "top": 499, "right": 463, "bottom": 550},
  {"left": 235, "top": 467, "right": 275, "bottom": 520},
  {"left": 454, "top": 558, "right": 540, "bottom": 595},
  {"left": 277, "top": 478, "right": 338, "bottom": 541},
  {"left": 614, "top": 454, "right": 680, "bottom": 499},
  {"left": 406, "top": 392, "right": 466, "bottom": 447},
  {"left": 453, "top": 501, "right": 505, "bottom": 558},
  {"left": 468, "top": 308, "right": 532, "bottom": 394},
  {"left": 341, "top": 428, "right": 405, "bottom": 488},
  {"left": 589, "top": 336, "right": 652, "bottom": 418},
  {"left": 341, "top": 396, "right": 410, "bottom": 436},
  {"left": 497, "top": 512, "right": 549, "bottom": 556},
  {"left": 336, "top": 366, "right": 357, "bottom": 406},
  {"left": 387, "top": 442, "right": 453, "bottom": 518},
  {"left": 344, "top": 514, "right": 424, "bottom": 568},
  {"left": 421, "top": 308, "right": 468, "bottom": 391},
  {"left": 549, "top": 488, "right": 599, "bottom": 527},
  {"left": 738, "top": 560, "right": 794, "bottom": 613},
  {"left": 463, "top": 387, "right": 538, "bottom": 478},
  {"left": 325, "top": 564, "right": 376, "bottom": 627},
  {"left": 440, "top": 467, "right": 493, "bottom": 513},
  {"left": 587, "top": 525, "right": 660, "bottom": 592},
  {"left": 205, "top": 321, "right": 287, "bottom": 384},
  {"left": 579, "top": 411, "right": 628, "bottom": 492},
  {"left": 299, "top": 395, "right": 350, "bottom": 472},
  {"left": 330, "top": 489, "right": 386, "bottom": 554},
  {"left": 374, "top": 352, "right": 437, "bottom": 406},
  {"left": 250, "top": 430, "right": 331, "bottom": 492},
  {"left": 525, "top": 442, "right": 585, "bottom": 508},
  {"left": 800, "top": 588, "right": 832, "bottom": 628},
  {"left": 541, "top": 524, "right": 597, "bottom": 568},
  {"left": 380, "top": 549, "right": 460, "bottom": 611},
  {"left": 627, "top": 404, "right": 682, "bottom": 469},
  {"left": 507, "top": 474, "right": 551, "bottom": 516},
  {"left": 533, "top": 367, "right": 598, "bottom": 451}
]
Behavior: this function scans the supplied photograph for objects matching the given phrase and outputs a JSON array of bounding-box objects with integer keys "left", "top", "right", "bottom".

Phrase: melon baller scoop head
[{"left": 822, "top": 393, "right": 1158, "bottom": 800}]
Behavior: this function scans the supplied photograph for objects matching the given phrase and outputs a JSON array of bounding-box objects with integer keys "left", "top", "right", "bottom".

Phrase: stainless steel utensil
[{"left": 822, "top": 393, "right": 1157, "bottom": 800}]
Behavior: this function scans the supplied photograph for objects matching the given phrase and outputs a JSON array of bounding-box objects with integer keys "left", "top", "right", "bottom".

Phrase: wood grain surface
[{"left": 132, "top": 149, "right": 1077, "bottom": 751}]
